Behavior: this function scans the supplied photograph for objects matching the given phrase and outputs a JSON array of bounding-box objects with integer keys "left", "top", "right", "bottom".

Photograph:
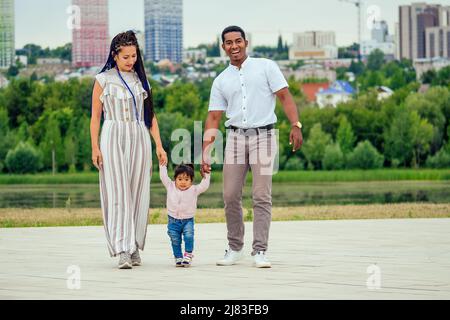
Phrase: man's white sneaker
[
  {"left": 253, "top": 251, "right": 271, "bottom": 268},
  {"left": 216, "top": 248, "right": 244, "bottom": 266}
]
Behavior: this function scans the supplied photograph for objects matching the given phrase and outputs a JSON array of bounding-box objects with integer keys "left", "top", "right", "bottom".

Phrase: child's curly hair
[{"left": 174, "top": 164, "right": 195, "bottom": 181}]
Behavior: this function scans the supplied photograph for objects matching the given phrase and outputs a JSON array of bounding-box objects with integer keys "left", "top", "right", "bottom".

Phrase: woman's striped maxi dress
[{"left": 95, "top": 69, "right": 152, "bottom": 257}]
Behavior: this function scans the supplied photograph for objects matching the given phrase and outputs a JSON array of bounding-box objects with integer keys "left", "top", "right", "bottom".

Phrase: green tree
[
  {"left": 7, "top": 65, "right": 19, "bottom": 77},
  {"left": 347, "top": 140, "right": 384, "bottom": 169},
  {"left": 389, "top": 69, "right": 407, "bottom": 90},
  {"left": 348, "top": 60, "right": 365, "bottom": 76},
  {"left": 253, "top": 46, "right": 278, "bottom": 58},
  {"left": 337, "top": 99, "right": 384, "bottom": 151},
  {"left": 322, "top": 143, "right": 345, "bottom": 170},
  {"left": 405, "top": 88, "right": 447, "bottom": 153},
  {"left": 5, "top": 142, "right": 43, "bottom": 173},
  {"left": 75, "top": 115, "right": 93, "bottom": 171},
  {"left": 360, "top": 71, "right": 384, "bottom": 90},
  {"left": 426, "top": 143, "right": 450, "bottom": 168},
  {"left": 384, "top": 107, "right": 414, "bottom": 167},
  {"left": 165, "top": 82, "right": 202, "bottom": 117},
  {"left": 421, "top": 69, "right": 437, "bottom": 84},
  {"left": 16, "top": 43, "right": 72, "bottom": 64},
  {"left": 410, "top": 112, "right": 434, "bottom": 168},
  {"left": 156, "top": 112, "right": 194, "bottom": 161},
  {"left": 284, "top": 155, "right": 305, "bottom": 170},
  {"left": 277, "top": 35, "right": 284, "bottom": 54},
  {"left": 367, "top": 49, "right": 385, "bottom": 71},
  {"left": 39, "top": 115, "right": 64, "bottom": 172},
  {"left": 301, "top": 123, "right": 332, "bottom": 170},
  {"left": 432, "top": 66, "right": 450, "bottom": 87},
  {"left": 336, "top": 116, "right": 356, "bottom": 155},
  {"left": 3, "top": 78, "right": 33, "bottom": 127},
  {"left": 0, "top": 107, "right": 12, "bottom": 171},
  {"left": 64, "top": 120, "right": 77, "bottom": 172}
]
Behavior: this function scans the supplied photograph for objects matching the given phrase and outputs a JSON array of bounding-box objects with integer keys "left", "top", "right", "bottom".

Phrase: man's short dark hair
[{"left": 221, "top": 26, "right": 246, "bottom": 43}]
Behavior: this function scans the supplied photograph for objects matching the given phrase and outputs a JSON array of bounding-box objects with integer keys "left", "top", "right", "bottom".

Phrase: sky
[{"left": 14, "top": 0, "right": 450, "bottom": 49}]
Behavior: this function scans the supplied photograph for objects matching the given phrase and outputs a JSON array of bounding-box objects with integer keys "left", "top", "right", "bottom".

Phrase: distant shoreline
[
  {"left": 1, "top": 203, "right": 449, "bottom": 228},
  {"left": 0, "top": 169, "right": 449, "bottom": 185}
]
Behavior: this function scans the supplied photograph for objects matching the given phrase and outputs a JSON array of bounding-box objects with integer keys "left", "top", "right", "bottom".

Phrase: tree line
[{"left": 0, "top": 57, "right": 449, "bottom": 174}]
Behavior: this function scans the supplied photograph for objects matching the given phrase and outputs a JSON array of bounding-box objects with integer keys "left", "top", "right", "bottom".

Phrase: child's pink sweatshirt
[{"left": 159, "top": 165, "right": 210, "bottom": 219}]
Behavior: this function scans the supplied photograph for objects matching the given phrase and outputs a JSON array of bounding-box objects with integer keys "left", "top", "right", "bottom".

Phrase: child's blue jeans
[{"left": 167, "top": 216, "right": 194, "bottom": 258}]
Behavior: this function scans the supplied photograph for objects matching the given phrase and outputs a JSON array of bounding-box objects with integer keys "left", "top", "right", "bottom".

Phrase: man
[{"left": 202, "top": 26, "right": 303, "bottom": 268}]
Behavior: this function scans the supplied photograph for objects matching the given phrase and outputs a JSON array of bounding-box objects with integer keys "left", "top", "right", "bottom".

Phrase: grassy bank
[
  {"left": 0, "top": 169, "right": 449, "bottom": 185},
  {"left": 1, "top": 203, "right": 449, "bottom": 228}
]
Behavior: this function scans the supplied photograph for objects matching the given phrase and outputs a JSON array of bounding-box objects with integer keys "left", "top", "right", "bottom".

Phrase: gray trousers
[{"left": 223, "top": 128, "right": 278, "bottom": 255}]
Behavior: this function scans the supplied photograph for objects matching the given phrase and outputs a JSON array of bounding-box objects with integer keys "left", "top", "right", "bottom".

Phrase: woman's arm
[
  {"left": 149, "top": 114, "right": 167, "bottom": 165},
  {"left": 90, "top": 80, "right": 103, "bottom": 170}
]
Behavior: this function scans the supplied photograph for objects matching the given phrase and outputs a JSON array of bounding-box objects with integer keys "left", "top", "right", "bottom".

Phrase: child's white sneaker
[
  {"left": 253, "top": 251, "right": 271, "bottom": 268},
  {"left": 175, "top": 257, "right": 183, "bottom": 267},
  {"left": 182, "top": 252, "right": 193, "bottom": 267},
  {"left": 216, "top": 248, "right": 244, "bottom": 266}
]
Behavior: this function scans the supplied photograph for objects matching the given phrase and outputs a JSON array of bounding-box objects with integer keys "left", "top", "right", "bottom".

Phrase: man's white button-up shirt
[{"left": 208, "top": 57, "right": 288, "bottom": 128}]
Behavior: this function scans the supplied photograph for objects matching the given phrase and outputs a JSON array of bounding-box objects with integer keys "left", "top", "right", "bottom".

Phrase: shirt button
[{"left": 125, "top": 108, "right": 129, "bottom": 112}]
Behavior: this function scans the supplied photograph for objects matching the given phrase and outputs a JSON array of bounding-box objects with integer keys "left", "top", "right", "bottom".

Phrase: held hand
[
  {"left": 156, "top": 146, "right": 168, "bottom": 166},
  {"left": 92, "top": 148, "right": 103, "bottom": 171},
  {"left": 289, "top": 127, "right": 303, "bottom": 152},
  {"left": 200, "top": 160, "right": 211, "bottom": 178}
]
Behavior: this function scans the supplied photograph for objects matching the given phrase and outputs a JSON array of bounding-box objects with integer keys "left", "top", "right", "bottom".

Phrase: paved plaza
[{"left": 1, "top": 218, "right": 449, "bottom": 299}]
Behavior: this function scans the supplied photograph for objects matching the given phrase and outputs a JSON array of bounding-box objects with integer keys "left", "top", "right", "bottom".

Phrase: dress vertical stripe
[{"left": 96, "top": 69, "right": 152, "bottom": 257}]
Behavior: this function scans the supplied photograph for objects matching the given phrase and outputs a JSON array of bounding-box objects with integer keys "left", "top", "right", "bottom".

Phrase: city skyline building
[
  {"left": 398, "top": 3, "right": 450, "bottom": 60},
  {"left": 361, "top": 19, "right": 396, "bottom": 60},
  {"left": 0, "top": 0, "right": 15, "bottom": 69},
  {"left": 72, "top": 0, "right": 110, "bottom": 68},
  {"left": 426, "top": 25, "right": 450, "bottom": 58},
  {"left": 371, "top": 20, "right": 389, "bottom": 43},
  {"left": 289, "top": 31, "right": 338, "bottom": 60},
  {"left": 144, "top": 0, "right": 183, "bottom": 63}
]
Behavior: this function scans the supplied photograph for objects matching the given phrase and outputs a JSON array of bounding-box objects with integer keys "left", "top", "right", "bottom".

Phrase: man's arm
[
  {"left": 201, "top": 111, "right": 223, "bottom": 176},
  {"left": 275, "top": 87, "right": 303, "bottom": 152}
]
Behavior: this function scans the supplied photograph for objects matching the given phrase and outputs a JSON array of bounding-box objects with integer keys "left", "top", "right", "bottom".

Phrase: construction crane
[{"left": 339, "top": 0, "right": 363, "bottom": 60}]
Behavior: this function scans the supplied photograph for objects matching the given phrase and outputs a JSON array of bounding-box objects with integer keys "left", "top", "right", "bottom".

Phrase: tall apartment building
[
  {"left": 0, "top": 0, "right": 15, "bottom": 69},
  {"left": 399, "top": 3, "right": 450, "bottom": 60},
  {"left": 289, "top": 31, "right": 338, "bottom": 60},
  {"left": 426, "top": 26, "right": 450, "bottom": 58},
  {"left": 72, "top": 0, "right": 110, "bottom": 68},
  {"left": 144, "top": 0, "right": 183, "bottom": 63},
  {"left": 361, "top": 20, "right": 396, "bottom": 60},
  {"left": 371, "top": 20, "right": 389, "bottom": 43}
]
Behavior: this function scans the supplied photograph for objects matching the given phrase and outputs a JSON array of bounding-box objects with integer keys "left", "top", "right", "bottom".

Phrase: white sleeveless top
[{"left": 95, "top": 68, "right": 150, "bottom": 122}]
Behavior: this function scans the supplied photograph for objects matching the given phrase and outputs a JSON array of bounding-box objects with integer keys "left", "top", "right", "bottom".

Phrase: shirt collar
[{"left": 229, "top": 55, "right": 251, "bottom": 70}]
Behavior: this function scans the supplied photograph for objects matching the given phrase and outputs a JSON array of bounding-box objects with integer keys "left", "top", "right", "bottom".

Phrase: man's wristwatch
[{"left": 292, "top": 121, "right": 302, "bottom": 129}]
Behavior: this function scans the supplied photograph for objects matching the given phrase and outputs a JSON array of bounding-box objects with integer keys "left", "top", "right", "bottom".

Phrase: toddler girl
[{"left": 159, "top": 163, "right": 210, "bottom": 267}]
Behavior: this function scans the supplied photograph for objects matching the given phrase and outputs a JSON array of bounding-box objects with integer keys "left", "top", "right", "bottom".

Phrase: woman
[{"left": 90, "top": 31, "right": 167, "bottom": 269}]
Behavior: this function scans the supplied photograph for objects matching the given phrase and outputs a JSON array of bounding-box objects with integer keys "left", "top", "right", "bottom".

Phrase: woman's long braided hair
[{"left": 99, "top": 30, "right": 154, "bottom": 129}]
